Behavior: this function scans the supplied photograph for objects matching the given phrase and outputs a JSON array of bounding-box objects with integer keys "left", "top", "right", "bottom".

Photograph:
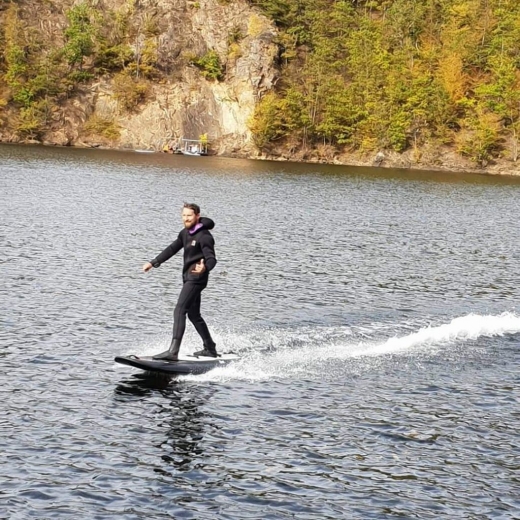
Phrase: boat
[
  {"left": 182, "top": 148, "right": 206, "bottom": 156},
  {"left": 179, "top": 138, "right": 208, "bottom": 156}
]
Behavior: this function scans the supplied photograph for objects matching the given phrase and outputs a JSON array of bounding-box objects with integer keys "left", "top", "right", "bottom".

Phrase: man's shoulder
[{"left": 200, "top": 229, "right": 215, "bottom": 241}]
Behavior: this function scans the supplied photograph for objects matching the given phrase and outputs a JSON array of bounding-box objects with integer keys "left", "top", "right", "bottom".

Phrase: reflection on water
[
  {"left": 3, "top": 142, "right": 520, "bottom": 185},
  {"left": 114, "top": 376, "right": 212, "bottom": 473},
  {"left": 1, "top": 143, "right": 520, "bottom": 519},
  {"left": 115, "top": 373, "right": 175, "bottom": 395}
]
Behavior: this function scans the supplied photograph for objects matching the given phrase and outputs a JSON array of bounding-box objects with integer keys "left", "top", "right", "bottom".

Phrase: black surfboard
[{"left": 114, "top": 353, "right": 239, "bottom": 375}]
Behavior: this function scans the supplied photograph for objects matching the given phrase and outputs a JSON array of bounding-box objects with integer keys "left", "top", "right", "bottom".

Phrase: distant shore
[{"left": 2, "top": 138, "right": 520, "bottom": 177}]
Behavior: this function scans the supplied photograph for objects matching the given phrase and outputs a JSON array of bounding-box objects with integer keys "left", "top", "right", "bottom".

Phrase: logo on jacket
[{"left": 191, "top": 240, "right": 196, "bottom": 246}]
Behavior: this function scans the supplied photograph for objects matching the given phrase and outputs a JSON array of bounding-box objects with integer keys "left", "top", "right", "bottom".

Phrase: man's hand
[
  {"left": 191, "top": 259, "right": 206, "bottom": 274},
  {"left": 143, "top": 262, "right": 153, "bottom": 272}
]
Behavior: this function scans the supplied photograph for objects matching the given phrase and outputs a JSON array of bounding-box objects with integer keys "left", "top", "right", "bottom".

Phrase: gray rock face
[{"left": 34, "top": 0, "right": 278, "bottom": 153}]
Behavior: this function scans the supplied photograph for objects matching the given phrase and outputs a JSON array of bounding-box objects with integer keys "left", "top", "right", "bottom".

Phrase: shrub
[
  {"left": 247, "top": 13, "right": 270, "bottom": 38},
  {"left": 228, "top": 43, "right": 242, "bottom": 61},
  {"left": 95, "top": 44, "right": 134, "bottom": 73},
  {"left": 248, "top": 92, "right": 286, "bottom": 147},
  {"left": 228, "top": 25, "right": 244, "bottom": 45},
  {"left": 113, "top": 72, "right": 149, "bottom": 111},
  {"left": 68, "top": 70, "right": 95, "bottom": 83},
  {"left": 189, "top": 50, "right": 224, "bottom": 81},
  {"left": 16, "top": 100, "right": 49, "bottom": 138},
  {"left": 63, "top": 3, "right": 95, "bottom": 68},
  {"left": 83, "top": 114, "right": 120, "bottom": 140}
]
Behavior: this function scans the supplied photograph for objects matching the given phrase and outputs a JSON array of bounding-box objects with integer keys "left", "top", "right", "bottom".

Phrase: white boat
[
  {"left": 179, "top": 138, "right": 208, "bottom": 156},
  {"left": 182, "top": 148, "right": 207, "bottom": 156}
]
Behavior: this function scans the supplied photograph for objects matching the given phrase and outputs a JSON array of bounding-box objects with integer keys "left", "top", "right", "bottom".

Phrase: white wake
[{"left": 183, "top": 312, "right": 520, "bottom": 382}]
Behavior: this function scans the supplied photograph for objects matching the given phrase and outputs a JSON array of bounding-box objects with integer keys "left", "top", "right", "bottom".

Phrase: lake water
[{"left": 1, "top": 144, "right": 520, "bottom": 519}]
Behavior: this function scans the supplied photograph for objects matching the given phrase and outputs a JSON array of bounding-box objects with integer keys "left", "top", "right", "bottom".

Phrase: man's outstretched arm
[{"left": 143, "top": 234, "right": 183, "bottom": 272}]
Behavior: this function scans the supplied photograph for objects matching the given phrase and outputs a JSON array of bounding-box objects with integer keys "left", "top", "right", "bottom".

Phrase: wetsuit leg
[
  {"left": 187, "top": 292, "right": 215, "bottom": 346},
  {"left": 172, "top": 281, "right": 205, "bottom": 342}
]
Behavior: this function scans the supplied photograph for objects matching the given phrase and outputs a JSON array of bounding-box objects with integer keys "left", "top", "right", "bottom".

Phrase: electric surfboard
[{"left": 114, "top": 353, "right": 239, "bottom": 375}]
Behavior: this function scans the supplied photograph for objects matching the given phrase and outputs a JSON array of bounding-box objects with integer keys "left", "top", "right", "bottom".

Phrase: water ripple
[{"left": 1, "top": 145, "right": 520, "bottom": 518}]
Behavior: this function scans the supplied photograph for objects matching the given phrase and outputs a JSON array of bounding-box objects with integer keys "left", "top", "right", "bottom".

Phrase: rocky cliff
[{"left": 0, "top": 0, "right": 279, "bottom": 155}]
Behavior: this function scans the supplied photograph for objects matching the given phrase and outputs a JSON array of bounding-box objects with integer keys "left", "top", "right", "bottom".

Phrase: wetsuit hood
[{"left": 200, "top": 217, "right": 215, "bottom": 230}]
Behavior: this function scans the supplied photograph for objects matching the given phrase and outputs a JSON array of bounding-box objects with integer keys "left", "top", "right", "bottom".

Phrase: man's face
[{"left": 182, "top": 207, "right": 199, "bottom": 229}]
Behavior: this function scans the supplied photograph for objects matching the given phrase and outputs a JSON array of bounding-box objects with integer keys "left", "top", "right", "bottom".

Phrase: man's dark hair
[{"left": 183, "top": 202, "right": 200, "bottom": 214}]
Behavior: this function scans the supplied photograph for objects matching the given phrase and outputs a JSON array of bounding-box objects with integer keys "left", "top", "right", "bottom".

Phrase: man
[{"left": 142, "top": 203, "right": 218, "bottom": 361}]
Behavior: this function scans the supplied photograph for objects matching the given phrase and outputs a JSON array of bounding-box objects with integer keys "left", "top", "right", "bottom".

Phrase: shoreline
[{"left": 2, "top": 139, "right": 520, "bottom": 178}]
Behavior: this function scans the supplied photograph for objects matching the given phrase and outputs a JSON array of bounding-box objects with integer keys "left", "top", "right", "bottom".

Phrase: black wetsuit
[{"left": 150, "top": 217, "right": 217, "bottom": 347}]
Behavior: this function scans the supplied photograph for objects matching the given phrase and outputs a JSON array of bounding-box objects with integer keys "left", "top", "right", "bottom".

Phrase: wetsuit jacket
[{"left": 150, "top": 217, "right": 217, "bottom": 283}]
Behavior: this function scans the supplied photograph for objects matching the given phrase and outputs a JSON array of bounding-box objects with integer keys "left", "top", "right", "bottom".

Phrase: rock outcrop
[{"left": 0, "top": 0, "right": 279, "bottom": 155}]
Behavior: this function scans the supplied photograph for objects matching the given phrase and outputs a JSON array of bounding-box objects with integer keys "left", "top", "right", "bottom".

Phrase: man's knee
[
  {"left": 174, "top": 303, "right": 189, "bottom": 317},
  {"left": 188, "top": 311, "right": 202, "bottom": 323}
]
